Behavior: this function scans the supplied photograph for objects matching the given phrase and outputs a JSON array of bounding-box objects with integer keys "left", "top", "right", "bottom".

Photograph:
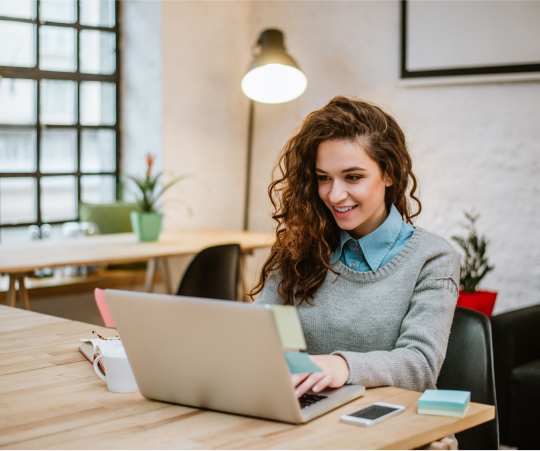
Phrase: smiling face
[{"left": 316, "top": 139, "right": 393, "bottom": 239}]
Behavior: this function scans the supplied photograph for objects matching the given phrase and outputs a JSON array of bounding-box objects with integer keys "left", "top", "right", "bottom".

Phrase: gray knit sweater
[{"left": 254, "top": 227, "right": 460, "bottom": 392}]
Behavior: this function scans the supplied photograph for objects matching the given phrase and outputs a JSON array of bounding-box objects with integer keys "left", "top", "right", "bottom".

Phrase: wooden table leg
[
  {"left": 7, "top": 275, "right": 17, "bottom": 307},
  {"left": 17, "top": 275, "right": 30, "bottom": 310},
  {"left": 144, "top": 258, "right": 157, "bottom": 292},
  {"left": 6, "top": 273, "right": 31, "bottom": 310},
  {"left": 157, "top": 257, "right": 173, "bottom": 295}
]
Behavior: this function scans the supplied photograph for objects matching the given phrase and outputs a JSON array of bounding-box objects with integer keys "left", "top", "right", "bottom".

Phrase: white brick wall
[{"left": 124, "top": 1, "right": 540, "bottom": 313}]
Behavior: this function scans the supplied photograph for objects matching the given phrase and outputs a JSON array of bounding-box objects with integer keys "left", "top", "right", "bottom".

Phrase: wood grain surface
[
  {"left": 0, "top": 304, "right": 69, "bottom": 333},
  {"left": 0, "top": 306, "right": 495, "bottom": 449},
  {"left": 0, "top": 229, "right": 273, "bottom": 274}
]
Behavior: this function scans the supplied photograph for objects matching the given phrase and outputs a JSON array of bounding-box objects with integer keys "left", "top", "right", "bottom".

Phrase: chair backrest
[
  {"left": 177, "top": 244, "right": 241, "bottom": 301},
  {"left": 490, "top": 303, "right": 540, "bottom": 445},
  {"left": 79, "top": 202, "right": 140, "bottom": 234},
  {"left": 94, "top": 288, "right": 115, "bottom": 328},
  {"left": 437, "top": 306, "right": 499, "bottom": 450}
]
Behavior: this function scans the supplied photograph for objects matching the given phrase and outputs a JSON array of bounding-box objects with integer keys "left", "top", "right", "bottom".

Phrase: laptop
[{"left": 104, "top": 289, "right": 365, "bottom": 424}]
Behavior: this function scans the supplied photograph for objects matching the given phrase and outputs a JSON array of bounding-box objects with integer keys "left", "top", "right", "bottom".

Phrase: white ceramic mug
[{"left": 93, "top": 349, "right": 139, "bottom": 393}]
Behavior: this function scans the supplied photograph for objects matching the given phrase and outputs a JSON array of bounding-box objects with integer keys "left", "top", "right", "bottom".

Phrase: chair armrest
[
  {"left": 490, "top": 303, "right": 540, "bottom": 444},
  {"left": 491, "top": 304, "right": 540, "bottom": 369}
]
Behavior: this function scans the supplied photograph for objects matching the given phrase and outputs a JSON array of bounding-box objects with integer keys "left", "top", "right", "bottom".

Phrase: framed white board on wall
[{"left": 400, "top": 0, "right": 540, "bottom": 86}]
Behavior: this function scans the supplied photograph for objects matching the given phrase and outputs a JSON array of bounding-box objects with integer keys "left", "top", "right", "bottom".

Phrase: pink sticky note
[{"left": 94, "top": 288, "right": 115, "bottom": 328}]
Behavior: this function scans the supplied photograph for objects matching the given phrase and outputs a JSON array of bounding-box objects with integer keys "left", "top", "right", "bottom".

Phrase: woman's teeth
[{"left": 334, "top": 206, "right": 356, "bottom": 212}]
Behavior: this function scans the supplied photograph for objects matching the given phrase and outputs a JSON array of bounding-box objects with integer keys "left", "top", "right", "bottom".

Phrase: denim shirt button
[
  {"left": 354, "top": 242, "right": 360, "bottom": 252},
  {"left": 350, "top": 261, "right": 356, "bottom": 268}
]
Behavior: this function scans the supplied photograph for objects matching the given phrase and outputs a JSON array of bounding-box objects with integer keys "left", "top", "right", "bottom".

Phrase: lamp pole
[
  {"left": 243, "top": 99, "right": 255, "bottom": 231},
  {"left": 241, "top": 29, "right": 307, "bottom": 231}
]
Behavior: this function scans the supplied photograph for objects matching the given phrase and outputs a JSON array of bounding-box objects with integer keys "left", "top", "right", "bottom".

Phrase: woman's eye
[
  {"left": 317, "top": 176, "right": 329, "bottom": 181},
  {"left": 347, "top": 175, "right": 362, "bottom": 181}
]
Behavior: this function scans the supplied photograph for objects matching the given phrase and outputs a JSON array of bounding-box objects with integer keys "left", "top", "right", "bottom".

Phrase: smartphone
[{"left": 340, "top": 402, "right": 405, "bottom": 427}]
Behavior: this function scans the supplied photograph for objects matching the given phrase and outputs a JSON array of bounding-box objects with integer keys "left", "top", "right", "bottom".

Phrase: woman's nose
[{"left": 328, "top": 182, "right": 348, "bottom": 204}]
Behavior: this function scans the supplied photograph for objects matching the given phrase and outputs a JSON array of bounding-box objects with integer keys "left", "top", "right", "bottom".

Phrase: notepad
[
  {"left": 267, "top": 305, "right": 307, "bottom": 350},
  {"left": 418, "top": 389, "right": 471, "bottom": 418},
  {"left": 78, "top": 338, "right": 124, "bottom": 375},
  {"left": 284, "top": 352, "right": 322, "bottom": 374},
  {"left": 265, "top": 305, "right": 322, "bottom": 374}
]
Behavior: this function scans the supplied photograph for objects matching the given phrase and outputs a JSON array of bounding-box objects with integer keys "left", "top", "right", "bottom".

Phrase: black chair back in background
[
  {"left": 177, "top": 244, "right": 241, "bottom": 301},
  {"left": 437, "top": 306, "right": 499, "bottom": 450},
  {"left": 490, "top": 304, "right": 540, "bottom": 449}
]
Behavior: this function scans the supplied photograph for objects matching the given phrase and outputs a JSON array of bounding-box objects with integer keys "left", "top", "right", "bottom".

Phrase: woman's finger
[
  {"left": 311, "top": 373, "right": 333, "bottom": 393},
  {"left": 295, "top": 372, "right": 326, "bottom": 398},
  {"left": 291, "top": 372, "right": 310, "bottom": 388}
]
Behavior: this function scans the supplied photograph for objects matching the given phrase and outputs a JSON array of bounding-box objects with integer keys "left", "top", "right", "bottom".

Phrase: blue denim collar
[{"left": 333, "top": 204, "right": 403, "bottom": 272}]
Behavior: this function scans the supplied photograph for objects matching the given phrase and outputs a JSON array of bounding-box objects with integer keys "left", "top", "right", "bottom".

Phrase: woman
[{"left": 250, "top": 96, "right": 460, "bottom": 398}]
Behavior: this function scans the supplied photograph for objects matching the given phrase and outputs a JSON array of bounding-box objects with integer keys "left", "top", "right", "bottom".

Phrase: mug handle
[{"left": 94, "top": 354, "right": 107, "bottom": 382}]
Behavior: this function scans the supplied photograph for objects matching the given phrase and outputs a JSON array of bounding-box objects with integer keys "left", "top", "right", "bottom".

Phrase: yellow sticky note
[{"left": 267, "top": 305, "right": 307, "bottom": 350}]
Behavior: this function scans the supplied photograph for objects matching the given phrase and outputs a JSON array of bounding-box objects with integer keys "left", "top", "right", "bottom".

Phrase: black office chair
[
  {"left": 177, "top": 244, "right": 241, "bottom": 301},
  {"left": 490, "top": 304, "right": 540, "bottom": 449},
  {"left": 437, "top": 307, "right": 499, "bottom": 450}
]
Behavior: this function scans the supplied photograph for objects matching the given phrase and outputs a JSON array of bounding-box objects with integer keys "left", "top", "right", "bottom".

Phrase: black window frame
[{"left": 0, "top": 0, "right": 121, "bottom": 240}]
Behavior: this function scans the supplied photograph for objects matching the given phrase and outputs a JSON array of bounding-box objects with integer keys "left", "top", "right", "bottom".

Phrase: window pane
[
  {"left": 80, "top": 30, "right": 115, "bottom": 74},
  {"left": 0, "top": 79, "right": 36, "bottom": 125},
  {"left": 0, "top": 226, "right": 33, "bottom": 245},
  {"left": 80, "top": 0, "right": 115, "bottom": 28},
  {"left": 0, "top": 224, "right": 62, "bottom": 244},
  {"left": 40, "top": 128, "right": 77, "bottom": 173},
  {"left": 81, "top": 129, "right": 115, "bottom": 172},
  {"left": 0, "top": 21, "right": 35, "bottom": 67},
  {"left": 40, "top": 79, "right": 77, "bottom": 125},
  {"left": 0, "top": 0, "right": 36, "bottom": 19},
  {"left": 0, "top": 177, "right": 37, "bottom": 225},
  {"left": 40, "top": 0, "right": 76, "bottom": 24},
  {"left": 81, "top": 175, "right": 115, "bottom": 203},
  {"left": 39, "top": 26, "right": 76, "bottom": 72},
  {"left": 40, "top": 175, "right": 77, "bottom": 222},
  {"left": 80, "top": 81, "right": 115, "bottom": 125},
  {"left": 0, "top": 128, "right": 36, "bottom": 173}
]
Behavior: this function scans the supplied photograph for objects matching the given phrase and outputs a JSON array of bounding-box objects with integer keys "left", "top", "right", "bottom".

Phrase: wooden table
[
  {"left": 0, "top": 305, "right": 495, "bottom": 449},
  {"left": 0, "top": 229, "right": 274, "bottom": 309}
]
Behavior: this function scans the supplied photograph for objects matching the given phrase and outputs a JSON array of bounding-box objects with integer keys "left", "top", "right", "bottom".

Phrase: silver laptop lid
[{"left": 105, "top": 289, "right": 303, "bottom": 423}]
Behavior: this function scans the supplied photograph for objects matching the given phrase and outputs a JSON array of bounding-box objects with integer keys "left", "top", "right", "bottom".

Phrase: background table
[
  {"left": 0, "top": 229, "right": 274, "bottom": 308},
  {"left": 0, "top": 305, "right": 495, "bottom": 449}
]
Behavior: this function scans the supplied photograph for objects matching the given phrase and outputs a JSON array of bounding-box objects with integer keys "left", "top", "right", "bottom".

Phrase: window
[{"left": 0, "top": 0, "right": 119, "bottom": 243}]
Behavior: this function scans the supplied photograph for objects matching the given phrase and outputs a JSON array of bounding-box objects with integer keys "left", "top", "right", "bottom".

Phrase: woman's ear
[{"left": 384, "top": 173, "right": 393, "bottom": 187}]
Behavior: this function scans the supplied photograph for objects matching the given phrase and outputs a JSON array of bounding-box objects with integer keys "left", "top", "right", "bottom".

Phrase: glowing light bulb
[{"left": 241, "top": 64, "right": 308, "bottom": 104}]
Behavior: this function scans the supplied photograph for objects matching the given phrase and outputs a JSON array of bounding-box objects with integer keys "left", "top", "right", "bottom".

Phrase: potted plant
[
  {"left": 127, "top": 154, "right": 192, "bottom": 242},
  {"left": 451, "top": 211, "right": 497, "bottom": 316}
]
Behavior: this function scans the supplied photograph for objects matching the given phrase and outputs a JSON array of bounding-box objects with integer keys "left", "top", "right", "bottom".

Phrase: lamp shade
[{"left": 241, "top": 29, "right": 307, "bottom": 104}]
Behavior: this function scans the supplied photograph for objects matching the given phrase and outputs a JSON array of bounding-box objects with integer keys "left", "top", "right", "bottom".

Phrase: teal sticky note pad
[
  {"left": 284, "top": 352, "right": 322, "bottom": 374},
  {"left": 418, "top": 390, "right": 471, "bottom": 409}
]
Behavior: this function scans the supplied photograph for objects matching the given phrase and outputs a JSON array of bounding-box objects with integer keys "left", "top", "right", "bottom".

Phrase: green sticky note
[
  {"left": 284, "top": 352, "right": 322, "bottom": 374},
  {"left": 268, "top": 305, "right": 307, "bottom": 350}
]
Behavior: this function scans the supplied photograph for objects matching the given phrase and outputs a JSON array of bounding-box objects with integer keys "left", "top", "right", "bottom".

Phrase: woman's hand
[{"left": 291, "top": 354, "right": 350, "bottom": 398}]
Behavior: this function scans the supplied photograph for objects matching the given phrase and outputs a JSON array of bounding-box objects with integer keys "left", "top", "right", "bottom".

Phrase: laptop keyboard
[{"left": 299, "top": 393, "right": 328, "bottom": 409}]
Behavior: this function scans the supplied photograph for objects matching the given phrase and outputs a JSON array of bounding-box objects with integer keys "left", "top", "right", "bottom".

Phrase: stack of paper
[
  {"left": 417, "top": 390, "right": 471, "bottom": 418},
  {"left": 266, "top": 305, "right": 322, "bottom": 374}
]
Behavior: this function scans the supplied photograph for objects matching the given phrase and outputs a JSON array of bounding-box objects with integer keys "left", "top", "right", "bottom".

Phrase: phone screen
[{"left": 348, "top": 405, "right": 399, "bottom": 420}]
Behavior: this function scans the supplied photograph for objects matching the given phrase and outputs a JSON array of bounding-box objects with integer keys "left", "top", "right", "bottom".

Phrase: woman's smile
[{"left": 333, "top": 205, "right": 357, "bottom": 217}]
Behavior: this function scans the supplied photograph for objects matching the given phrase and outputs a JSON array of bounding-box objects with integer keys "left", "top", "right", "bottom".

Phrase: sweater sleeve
[{"left": 332, "top": 246, "right": 460, "bottom": 392}]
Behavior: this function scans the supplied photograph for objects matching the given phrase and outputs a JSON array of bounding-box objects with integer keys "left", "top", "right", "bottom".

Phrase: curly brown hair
[{"left": 247, "top": 96, "right": 421, "bottom": 305}]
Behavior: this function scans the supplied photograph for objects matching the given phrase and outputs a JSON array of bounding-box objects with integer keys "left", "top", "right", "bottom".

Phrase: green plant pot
[{"left": 129, "top": 211, "right": 164, "bottom": 242}]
